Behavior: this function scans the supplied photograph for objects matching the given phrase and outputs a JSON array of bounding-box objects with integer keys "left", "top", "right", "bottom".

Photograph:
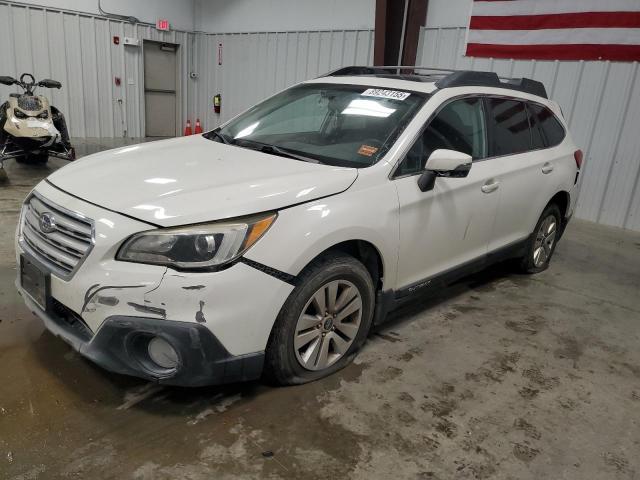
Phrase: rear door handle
[
  {"left": 542, "top": 162, "right": 554, "bottom": 174},
  {"left": 481, "top": 179, "right": 500, "bottom": 194}
]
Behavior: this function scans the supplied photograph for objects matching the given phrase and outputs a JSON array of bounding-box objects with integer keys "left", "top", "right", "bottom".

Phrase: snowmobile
[{"left": 0, "top": 73, "right": 75, "bottom": 167}]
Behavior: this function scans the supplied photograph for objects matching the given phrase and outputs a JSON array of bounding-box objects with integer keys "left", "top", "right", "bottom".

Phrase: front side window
[
  {"left": 396, "top": 97, "right": 486, "bottom": 177},
  {"left": 486, "top": 98, "right": 531, "bottom": 156},
  {"left": 206, "top": 84, "right": 426, "bottom": 168}
]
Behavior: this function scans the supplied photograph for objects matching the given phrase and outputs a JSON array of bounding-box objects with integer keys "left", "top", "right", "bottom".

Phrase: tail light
[{"left": 574, "top": 150, "right": 583, "bottom": 169}]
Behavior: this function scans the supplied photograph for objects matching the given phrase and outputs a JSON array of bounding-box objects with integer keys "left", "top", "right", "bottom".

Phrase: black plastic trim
[
  {"left": 239, "top": 257, "right": 297, "bottom": 286},
  {"left": 325, "top": 66, "right": 398, "bottom": 77},
  {"left": 87, "top": 316, "right": 264, "bottom": 386},
  {"left": 324, "top": 66, "right": 548, "bottom": 99},
  {"left": 56, "top": 313, "right": 264, "bottom": 386},
  {"left": 394, "top": 238, "right": 528, "bottom": 301},
  {"left": 436, "top": 71, "right": 548, "bottom": 99},
  {"left": 372, "top": 289, "right": 396, "bottom": 326}
]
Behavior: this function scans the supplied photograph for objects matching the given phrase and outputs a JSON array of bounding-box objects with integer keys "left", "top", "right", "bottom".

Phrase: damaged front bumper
[
  {"left": 15, "top": 181, "right": 295, "bottom": 386},
  {"left": 18, "top": 287, "right": 264, "bottom": 386}
]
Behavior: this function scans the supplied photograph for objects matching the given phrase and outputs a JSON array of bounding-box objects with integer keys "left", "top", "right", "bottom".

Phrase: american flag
[{"left": 465, "top": 0, "right": 640, "bottom": 61}]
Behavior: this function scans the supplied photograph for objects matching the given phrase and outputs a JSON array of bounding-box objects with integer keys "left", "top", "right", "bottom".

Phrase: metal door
[{"left": 144, "top": 41, "right": 178, "bottom": 137}]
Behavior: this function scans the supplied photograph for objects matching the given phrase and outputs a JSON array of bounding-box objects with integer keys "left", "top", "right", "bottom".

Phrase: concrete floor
[{"left": 1, "top": 139, "right": 639, "bottom": 480}]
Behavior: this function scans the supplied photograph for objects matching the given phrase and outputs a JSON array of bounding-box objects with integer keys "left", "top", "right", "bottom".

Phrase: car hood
[{"left": 47, "top": 136, "right": 358, "bottom": 226}]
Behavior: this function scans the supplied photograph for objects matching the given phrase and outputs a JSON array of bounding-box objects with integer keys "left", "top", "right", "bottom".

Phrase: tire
[
  {"left": 264, "top": 252, "right": 375, "bottom": 385},
  {"left": 518, "top": 203, "right": 562, "bottom": 274}
]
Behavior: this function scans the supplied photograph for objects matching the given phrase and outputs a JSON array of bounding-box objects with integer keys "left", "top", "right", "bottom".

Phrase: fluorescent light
[
  {"left": 145, "top": 178, "right": 176, "bottom": 184},
  {"left": 234, "top": 121, "right": 260, "bottom": 139},
  {"left": 114, "top": 145, "right": 140, "bottom": 155},
  {"left": 342, "top": 99, "right": 396, "bottom": 118}
]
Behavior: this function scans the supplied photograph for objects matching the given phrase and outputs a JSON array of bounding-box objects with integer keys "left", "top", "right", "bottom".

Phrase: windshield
[{"left": 205, "top": 84, "right": 426, "bottom": 168}]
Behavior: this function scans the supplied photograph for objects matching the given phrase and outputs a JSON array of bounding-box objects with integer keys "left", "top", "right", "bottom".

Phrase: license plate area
[{"left": 20, "top": 255, "right": 50, "bottom": 310}]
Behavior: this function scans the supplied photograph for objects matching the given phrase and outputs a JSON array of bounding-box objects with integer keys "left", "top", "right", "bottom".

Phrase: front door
[
  {"left": 394, "top": 97, "right": 500, "bottom": 293},
  {"left": 144, "top": 41, "right": 178, "bottom": 137}
]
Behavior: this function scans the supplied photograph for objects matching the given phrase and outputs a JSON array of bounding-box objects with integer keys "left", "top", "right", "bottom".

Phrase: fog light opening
[{"left": 147, "top": 336, "right": 179, "bottom": 370}]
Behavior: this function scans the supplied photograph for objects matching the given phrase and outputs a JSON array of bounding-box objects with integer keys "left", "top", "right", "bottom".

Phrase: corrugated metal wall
[
  {"left": 417, "top": 26, "right": 640, "bottom": 231},
  {"left": 192, "top": 29, "right": 374, "bottom": 129},
  {"left": 0, "top": 1, "right": 373, "bottom": 140}
]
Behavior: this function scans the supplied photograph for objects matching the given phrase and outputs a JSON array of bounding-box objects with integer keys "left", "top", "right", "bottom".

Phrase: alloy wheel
[
  {"left": 533, "top": 214, "right": 557, "bottom": 267},
  {"left": 293, "top": 279, "right": 362, "bottom": 371}
]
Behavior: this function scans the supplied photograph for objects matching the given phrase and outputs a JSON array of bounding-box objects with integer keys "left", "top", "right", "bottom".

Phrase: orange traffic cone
[
  {"left": 194, "top": 118, "right": 203, "bottom": 134},
  {"left": 184, "top": 119, "right": 193, "bottom": 136}
]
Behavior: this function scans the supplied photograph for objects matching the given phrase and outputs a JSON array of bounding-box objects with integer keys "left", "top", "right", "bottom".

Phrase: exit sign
[{"left": 156, "top": 19, "right": 170, "bottom": 31}]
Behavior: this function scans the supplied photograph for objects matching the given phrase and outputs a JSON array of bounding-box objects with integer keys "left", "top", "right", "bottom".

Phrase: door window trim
[{"left": 390, "top": 93, "right": 567, "bottom": 180}]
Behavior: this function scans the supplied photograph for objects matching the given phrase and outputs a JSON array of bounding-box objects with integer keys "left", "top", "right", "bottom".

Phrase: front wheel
[
  {"left": 518, "top": 204, "right": 562, "bottom": 273},
  {"left": 264, "top": 252, "right": 375, "bottom": 385}
]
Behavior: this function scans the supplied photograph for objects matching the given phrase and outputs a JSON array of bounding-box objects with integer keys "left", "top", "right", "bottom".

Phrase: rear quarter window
[
  {"left": 528, "top": 103, "right": 565, "bottom": 148},
  {"left": 526, "top": 104, "right": 546, "bottom": 150}
]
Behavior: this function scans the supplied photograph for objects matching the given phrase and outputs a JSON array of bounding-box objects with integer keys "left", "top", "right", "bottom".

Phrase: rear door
[
  {"left": 485, "top": 98, "right": 567, "bottom": 252},
  {"left": 394, "top": 96, "right": 501, "bottom": 292}
]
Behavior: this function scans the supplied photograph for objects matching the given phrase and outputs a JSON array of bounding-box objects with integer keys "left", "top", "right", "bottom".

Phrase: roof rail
[
  {"left": 326, "top": 65, "right": 455, "bottom": 76},
  {"left": 434, "top": 71, "right": 548, "bottom": 99},
  {"left": 323, "top": 65, "right": 548, "bottom": 99}
]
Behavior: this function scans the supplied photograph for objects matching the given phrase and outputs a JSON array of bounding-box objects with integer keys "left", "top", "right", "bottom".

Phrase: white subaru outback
[{"left": 16, "top": 67, "right": 582, "bottom": 386}]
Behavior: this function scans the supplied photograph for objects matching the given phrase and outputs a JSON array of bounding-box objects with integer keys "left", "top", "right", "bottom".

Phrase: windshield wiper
[
  {"left": 260, "top": 144, "right": 321, "bottom": 164},
  {"left": 204, "top": 130, "right": 233, "bottom": 145},
  {"left": 237, "top": 140, "right": 321, "bottom": 164}
]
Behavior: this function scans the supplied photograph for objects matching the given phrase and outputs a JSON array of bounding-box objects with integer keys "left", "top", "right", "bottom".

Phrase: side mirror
[
  {"left": 417, "top": 149, "right": 472, "bottom": 192},
  {"left": 38, "top": 79, "right": 62, "bottom": 89},
  {"left": 0, "top": 76, "right": 17, "bottom": 86}
]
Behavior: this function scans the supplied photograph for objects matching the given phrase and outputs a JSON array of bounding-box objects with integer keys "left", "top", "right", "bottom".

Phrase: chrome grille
[{"left": 20, "top": 193, "right": 94, "bottom": 278}]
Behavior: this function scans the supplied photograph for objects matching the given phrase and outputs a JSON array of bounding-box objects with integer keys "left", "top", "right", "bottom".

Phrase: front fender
[{"left": 244, "top": 179, "right": 400, "bottom": 290}]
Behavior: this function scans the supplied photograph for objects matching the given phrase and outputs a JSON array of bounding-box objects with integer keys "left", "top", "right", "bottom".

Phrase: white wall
[
  {"left": 13, "top": 0, "right": 376, "bottom": 34},
  {"left": 193, "top": 30, "right": 374, "bottom": 129},
  {"left": 425, "top": 0, "right": 470, "bottom": 28},
  {"left": 11, "top": 0, "right": 196, "bottom": 31},
  {"left": 0, "top": 3, "right": 196, "bottom": 138},
  {"left": 194, "top": 0, "right": 375, "bottom": 33},
  {"left": 0, "top": 2, "right": 373, "bottom": 138}
]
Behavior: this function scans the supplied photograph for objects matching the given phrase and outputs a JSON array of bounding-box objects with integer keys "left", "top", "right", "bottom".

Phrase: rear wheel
[
  {"left": 264, "top": 252, "right": 375, "bottom": 385},
  {"left": 519, "top": 204, "right": 561, "bottom": 273}
]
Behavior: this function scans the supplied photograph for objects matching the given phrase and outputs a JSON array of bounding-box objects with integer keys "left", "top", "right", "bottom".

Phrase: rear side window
[
  {"left": 486, "top": 98, "right": 530, "bottom": 156},
  {"left": 528, "top": 104, "right": 565, "bottom": 148}
]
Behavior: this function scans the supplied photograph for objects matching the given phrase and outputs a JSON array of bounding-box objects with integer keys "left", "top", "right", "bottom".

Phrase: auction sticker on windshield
[
  {"left": 361, "top": 88, "right": 410, "bottom": 101},
  {"left": 358, "top": 145, "right": 379, "bottom": 157}
]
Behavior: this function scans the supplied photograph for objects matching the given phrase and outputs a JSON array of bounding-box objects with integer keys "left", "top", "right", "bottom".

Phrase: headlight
[
  {"left": 14, "top": 109, "right": 27, "bottom": 119},
  {"left": 117, "top": 212, "right": 276, "bottom": 269},
  {"left": 38, "top": 111, "right": 49, "bottom": 119}
]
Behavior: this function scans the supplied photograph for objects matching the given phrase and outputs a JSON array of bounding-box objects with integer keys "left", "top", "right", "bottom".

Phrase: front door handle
[
  {"left": 481, "top": 179, "right": 500, "bottom": 194},
  {"left": 542, "top": 162, "right": 554, "bottom": 174}
]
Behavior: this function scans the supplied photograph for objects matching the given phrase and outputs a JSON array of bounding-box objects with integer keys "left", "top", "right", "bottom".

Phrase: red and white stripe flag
[{"left": 466, "top": 0, "right": 640, "bottom": 61}]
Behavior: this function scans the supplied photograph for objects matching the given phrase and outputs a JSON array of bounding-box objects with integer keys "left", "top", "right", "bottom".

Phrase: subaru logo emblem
[{"left": 39, "top": 212, "right": 56, "bottom": 234}]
